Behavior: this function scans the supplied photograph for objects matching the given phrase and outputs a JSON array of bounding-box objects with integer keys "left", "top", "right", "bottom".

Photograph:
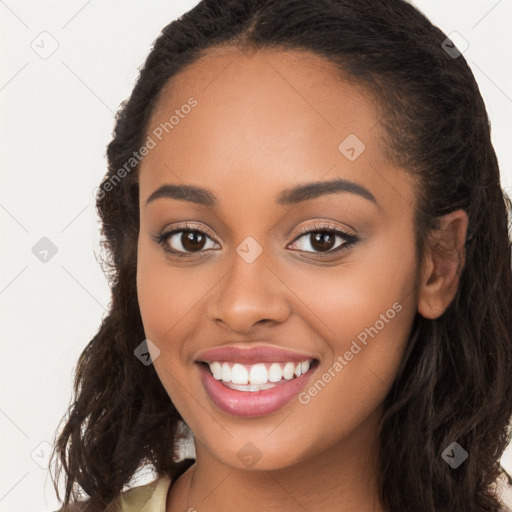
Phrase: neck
[{"left": 167, "top": 408, "right": 385, "bottom": 512}]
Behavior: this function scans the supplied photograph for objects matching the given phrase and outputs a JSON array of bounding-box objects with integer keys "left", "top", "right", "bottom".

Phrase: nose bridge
[{"left": 208, "top": 237, "right": 290, "bottom": 331}]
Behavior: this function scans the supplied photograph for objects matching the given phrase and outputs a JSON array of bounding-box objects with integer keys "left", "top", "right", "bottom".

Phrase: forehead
[{"left": 138, "top": 47, "right": 415, "bottom": 213}]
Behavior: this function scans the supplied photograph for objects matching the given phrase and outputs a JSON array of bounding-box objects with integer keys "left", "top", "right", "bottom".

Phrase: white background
[{"left": 1, "top": 1, "right": 511, "bottom": 510}]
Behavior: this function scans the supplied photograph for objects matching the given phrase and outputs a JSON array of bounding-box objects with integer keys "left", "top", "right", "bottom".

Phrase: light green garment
[
  {"left": 54, "top": 468, "right": 512, "bottom": 511},
  {"left": 54, "top": 477, "right": 172, "bottom": 512},
  {"left": 115, "top": 476, "right": 171, "bottom": 512}
]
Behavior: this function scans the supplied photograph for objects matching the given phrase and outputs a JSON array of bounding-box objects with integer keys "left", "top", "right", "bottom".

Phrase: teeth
[
  {"left": 268, "top": 363, "right": 282, "bottom": 383},
  {"left": 221, "top": 363, "right": 232, "bottom": 382},
  {"left": 224, "top": 382, "right": 277, "bottom": 392},
  {"left": 282, "top": 362, "right": 295, "bottom": 380},
  {"left": 231, "top": 363, "right": 249, "bottom": 384},
  {"left": 295, "top": 360, "right": 310, "bottom": 377},
  {"left": 249, "top": 363, "right": 268, "bottom": 385},
  {"left": 210, "top": 362, "right": 223, "bottom": 380},
  {"left": 207, "top": 359, "right": 314, "bottom": 386}
]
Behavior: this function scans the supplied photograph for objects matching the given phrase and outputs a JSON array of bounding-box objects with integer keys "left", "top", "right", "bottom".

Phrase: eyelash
[{"left": 153, "top": 221, "right": 359, "bottom": 260}]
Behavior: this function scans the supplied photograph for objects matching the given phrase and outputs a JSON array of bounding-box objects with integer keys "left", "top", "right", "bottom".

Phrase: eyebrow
[{"left": 145, "top": 178, "right": 377, "bottom": 208}]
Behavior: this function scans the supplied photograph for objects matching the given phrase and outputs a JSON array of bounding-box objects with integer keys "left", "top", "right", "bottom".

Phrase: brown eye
[
  {"left": 308, "top": 232, "right": 336, "bottom": 252},
  {"left": 288, "top": 226, "right": 359, "bottom": 256},
  {"left": 180, "top": 231, "right": 207, "bottom": 252},
  {"left": 156, "top": 227, "right": 219, "bottom": 256}
]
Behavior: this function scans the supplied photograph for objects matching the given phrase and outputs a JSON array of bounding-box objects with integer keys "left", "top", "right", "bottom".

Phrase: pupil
[
  {"left": 311, "top": 232, "right": 335, "bottom": 252},
  {"left": 182, "top": 231, "right": 205, "bottom": 252}
]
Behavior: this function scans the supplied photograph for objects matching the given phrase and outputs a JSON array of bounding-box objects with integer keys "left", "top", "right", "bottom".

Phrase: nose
[{"left": 207, "top": 249, "right": 291, "bottom": 333}]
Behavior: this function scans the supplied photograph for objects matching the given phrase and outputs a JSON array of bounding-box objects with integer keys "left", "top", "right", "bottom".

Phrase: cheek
[
  {"left": 288, "top": 233, "right": 417, "bottom": 354},
  {"left": 136, "top": 241, "right": 199, "bottom": 409},
  {"left": 136, "top": 237, "right": 210, "bottom": 346},
  {"left": 288, "top": 306, "right": 415, "bottom": 462},
  {"left": 291, "top": 237, "right": 417, "bottom": 413}
]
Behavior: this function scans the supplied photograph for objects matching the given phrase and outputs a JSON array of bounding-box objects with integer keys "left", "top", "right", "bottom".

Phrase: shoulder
[{"left": 53, "top": 476, "right": 172, "bottom": 512}]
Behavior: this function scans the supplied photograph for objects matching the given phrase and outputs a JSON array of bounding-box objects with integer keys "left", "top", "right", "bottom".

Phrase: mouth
[
  {"left": 196, "top": 357, "right": 320, "bottom": 417},
  {"left": 198, "top": 359, "right": 318, "bottom": 391}
]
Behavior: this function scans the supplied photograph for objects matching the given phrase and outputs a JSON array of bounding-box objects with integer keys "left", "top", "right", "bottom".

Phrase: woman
[{"left": 51, "top": 0, "right": 512, "bottom": 510}]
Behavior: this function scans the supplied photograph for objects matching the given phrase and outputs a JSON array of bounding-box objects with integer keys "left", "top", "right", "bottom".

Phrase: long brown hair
[{"left": 50, "top": 1, "right": 512, "bottom": 510}]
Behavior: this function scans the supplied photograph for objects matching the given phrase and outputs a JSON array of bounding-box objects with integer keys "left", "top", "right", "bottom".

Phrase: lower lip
[{"left": 197, "top": 362, "right": 317, "bottom": 417}]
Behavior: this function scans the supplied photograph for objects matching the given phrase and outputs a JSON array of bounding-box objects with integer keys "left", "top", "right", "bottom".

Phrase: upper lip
[{"left": 195, "top": 344, "right": 318, "bottom": 364}]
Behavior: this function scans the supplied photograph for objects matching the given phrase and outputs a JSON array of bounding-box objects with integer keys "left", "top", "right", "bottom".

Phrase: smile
[
  {"left": 195, "top": 345, "right": 319, "bottom": 417},
  {"left": 204, "top": 360, "right": 313, "bottom": 391}
]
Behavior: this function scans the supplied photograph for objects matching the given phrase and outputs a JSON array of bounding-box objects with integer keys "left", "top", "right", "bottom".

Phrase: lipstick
[{"left": 195, "top": 345, "right": 319, "bottom": 417}]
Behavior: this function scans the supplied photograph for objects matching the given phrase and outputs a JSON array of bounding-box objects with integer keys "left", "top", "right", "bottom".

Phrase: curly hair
[{"left": 50, "top": 0, "right": 512, "bottom": 510}]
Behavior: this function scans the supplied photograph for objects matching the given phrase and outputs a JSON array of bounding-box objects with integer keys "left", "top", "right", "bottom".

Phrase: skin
[{"left": 136, "top": 47, "right": 468, "bottom": 512}]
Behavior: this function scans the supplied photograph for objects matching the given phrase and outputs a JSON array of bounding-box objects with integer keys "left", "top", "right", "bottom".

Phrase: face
[{"left": 136, "top": 47, "right": 420, "bottom": 471}]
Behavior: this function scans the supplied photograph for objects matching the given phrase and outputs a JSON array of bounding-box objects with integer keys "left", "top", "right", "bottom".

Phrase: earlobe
[{"left": 417, "top": 209, "right": 469, "bottom": 319}]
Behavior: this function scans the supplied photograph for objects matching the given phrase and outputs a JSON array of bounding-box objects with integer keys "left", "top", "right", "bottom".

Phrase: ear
[{"left": 417, "top": 209, "right": 468, "bottom": 319}]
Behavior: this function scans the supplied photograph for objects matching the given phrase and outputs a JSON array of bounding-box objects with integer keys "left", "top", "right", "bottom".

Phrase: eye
[
  {"left": 153, "top": 221, "right": 358, "bottom": 260},
  {"left": 153, "top": 223, "right": 219, "bottom": 258},
  {"left": 287, "top": 222, "right": 358, "bottom": 257}
]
